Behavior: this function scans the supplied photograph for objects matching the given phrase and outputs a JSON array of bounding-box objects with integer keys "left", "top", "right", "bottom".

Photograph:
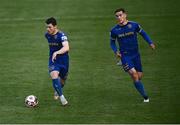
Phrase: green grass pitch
[{"left": 0, "top": 0, "right": 180, "bottom": 123}]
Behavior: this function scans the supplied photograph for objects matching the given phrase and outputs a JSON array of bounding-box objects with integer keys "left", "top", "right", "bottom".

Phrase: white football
[{"left": 25, "top": 95, "right": 38, "bottom": 108}]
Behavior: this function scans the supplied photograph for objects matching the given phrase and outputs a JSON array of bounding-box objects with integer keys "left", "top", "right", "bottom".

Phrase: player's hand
[
  {"left": 52, "top": 52, "right": 58, "bottom": 62},
  {"left": 150, "top": 43, "right": 155, "bottom": 50},
  {"left": 116, "top": 51, "right": 121, "bottom": 58}
]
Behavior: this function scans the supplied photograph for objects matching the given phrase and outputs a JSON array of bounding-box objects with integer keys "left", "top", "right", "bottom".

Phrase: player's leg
[
  {"left": 122, "top": 56, "right": 149, "bottom": 102},
  {"left": 133, "top": 55, "right": 149, "bottom": 102},
  {"left": 50, "top": 70, "right": 68, "bottom": 105},
  {"left": 50, "top": 71, "right": 63, "bottom": 97},
  {"left": 54, "top": 78, "right": 65, "bottom": 100},
  {"left": 128, "top": 68, "right": 149, "bottom": 102},
  {"left": 58, "top": 67, "right": 69, "bottom": 105},
  {"left": 60, "top": 77, "right": 66, "bottom": 87},
  {"left": 128, "top": 68, "right": 139, "bottom": 81},
  {"left": 133, "top": 54, "right": 143, "bottom": 80},
  {"left": 137, "top": 72, "right": 143, "bottom": 80}
]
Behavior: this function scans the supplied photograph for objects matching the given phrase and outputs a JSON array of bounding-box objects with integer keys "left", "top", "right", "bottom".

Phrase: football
[{"left": 25, "top": 95, "right": 38, "bottom": 108}]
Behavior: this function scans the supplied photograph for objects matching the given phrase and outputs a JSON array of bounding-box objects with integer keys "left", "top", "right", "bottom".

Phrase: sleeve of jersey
[
  {"left": 137, "top": 25, "right": 153, "bottom": 45},
  {"left": 61, "top": 34, "right": 68, "bottom": 42},
  {"left": 45, "top": 33, "right": 48, "bottom": 39},
  {"left": 110, "top": 31, "right": 117, "bottom": 53}
]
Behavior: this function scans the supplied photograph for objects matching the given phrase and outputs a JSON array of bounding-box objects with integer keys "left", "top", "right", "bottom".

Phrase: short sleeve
[{"left": 61, "top": 33, "right": 68, "bottom": 42}]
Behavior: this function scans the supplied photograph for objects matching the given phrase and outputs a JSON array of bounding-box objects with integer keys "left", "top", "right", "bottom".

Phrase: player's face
[
  {"left": 46, "top": 24, "right": 57, "bottom": 35},
  {"left": 115, "top": 11, "right": 127, "bottom": 24}
]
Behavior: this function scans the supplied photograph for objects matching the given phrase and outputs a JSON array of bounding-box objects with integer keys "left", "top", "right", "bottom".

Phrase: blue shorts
[
  {"left": 121, "top": 54, "right": 142, "bottom": 72},
  {"left": 48, "top": 63, "right": 68, "bottom": 80}
]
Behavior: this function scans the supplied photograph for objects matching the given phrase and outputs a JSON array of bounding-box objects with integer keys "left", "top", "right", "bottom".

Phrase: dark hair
[
  {"left": 114, "top": 8, "right": 126, "bottom": 14},
  {"left": 45, "top": 17, "right": 57, "bottom": 26}
]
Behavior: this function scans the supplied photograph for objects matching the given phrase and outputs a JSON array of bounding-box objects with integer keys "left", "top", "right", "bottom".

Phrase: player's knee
[
  {"left": 50, "top": 72, "right": 59, "bottom": 79},
  {"left": 139, "top": 75, "right": 143, "bottom": 80},
  {"left": 138, "top": 72, "right": 143, "bottom": 80},
  {"left": 132, "top": 72, "right": 139, "bottom": 81}
]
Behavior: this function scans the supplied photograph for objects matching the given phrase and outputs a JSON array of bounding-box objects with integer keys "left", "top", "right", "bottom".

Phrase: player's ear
[{"left": 54, "top": 25, "right": 57, "bottom": 29}]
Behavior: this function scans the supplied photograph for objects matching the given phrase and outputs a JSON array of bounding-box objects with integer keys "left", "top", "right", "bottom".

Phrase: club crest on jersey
[{"left": 127, "top": 24, "right": 132, "bottom": 29}]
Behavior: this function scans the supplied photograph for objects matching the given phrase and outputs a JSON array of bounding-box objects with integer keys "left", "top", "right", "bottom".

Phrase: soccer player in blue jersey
[
  {"left": 110, "top": 8, "right": 155, "bottom": 102},
  {"left": 45, "top": 17, "right": 69, "bottom": 106}
]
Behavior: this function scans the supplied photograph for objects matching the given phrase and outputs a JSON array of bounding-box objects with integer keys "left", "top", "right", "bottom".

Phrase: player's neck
[{"left": 52, "top": 29, "right": 59, "bottom": 35}]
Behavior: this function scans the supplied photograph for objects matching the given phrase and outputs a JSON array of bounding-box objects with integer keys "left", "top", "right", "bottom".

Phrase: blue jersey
[
  {"left": 45, "top": 31, "right": 69, "bottom": 69},
  {"left": 110, "top": 21, "right": 153, "bottom": 57}
]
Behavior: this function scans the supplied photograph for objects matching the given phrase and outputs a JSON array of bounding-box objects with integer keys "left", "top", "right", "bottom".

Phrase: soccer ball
[{"left": 25, "top": 95, "right": 38, "bottom": 108}]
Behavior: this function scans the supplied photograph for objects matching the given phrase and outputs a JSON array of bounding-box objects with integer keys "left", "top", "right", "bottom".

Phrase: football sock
[
  {"left": 52, "top": 78, "right": 63, "bottom": 96},
  {"left": 134, "top": 81, "right": 148, "bottom": 99}
]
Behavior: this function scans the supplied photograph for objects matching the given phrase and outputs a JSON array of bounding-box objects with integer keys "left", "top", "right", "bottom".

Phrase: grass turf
[{"left": 0, "top": 0, "right": 180, "bottom": 123}]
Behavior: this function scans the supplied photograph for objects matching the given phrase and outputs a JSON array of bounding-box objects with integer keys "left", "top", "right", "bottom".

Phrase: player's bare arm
[{"left": 52, "top": 41, "right": 69, "bottom": 62}]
